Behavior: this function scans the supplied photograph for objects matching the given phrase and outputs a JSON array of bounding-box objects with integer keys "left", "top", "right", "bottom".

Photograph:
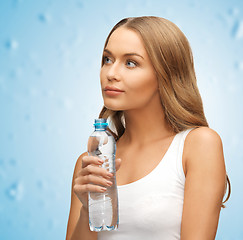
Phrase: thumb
[{"left": 115, "top": 158, "right": 122, "bottom": 172}]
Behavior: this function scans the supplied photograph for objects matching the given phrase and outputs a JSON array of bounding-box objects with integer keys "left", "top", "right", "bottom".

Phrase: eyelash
[
  {"left": 103, "top": 56, "right": 138, "bottom": 68},
  {"left": 126, "top": 60, "right": 137, "bottom": 68},
  {"left": 103, "top": 56, "right": 112, "bottom": 64}
]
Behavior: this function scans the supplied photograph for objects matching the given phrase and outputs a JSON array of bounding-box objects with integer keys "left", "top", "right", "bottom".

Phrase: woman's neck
[{"left": 120, "top": 101, "right": 174, "bottom": 146}]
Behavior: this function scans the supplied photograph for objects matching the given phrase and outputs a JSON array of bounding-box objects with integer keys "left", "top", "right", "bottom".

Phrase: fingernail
[
  {"left": 98, "top": 159, "right": 104, "bottom": 164},
  {"left": 106, "top": 180, "right": 113, "bottom": 186},
  {"left": 107, "top": 172, "right": 113, "bottom": 178},
  {"left": 101, "top": 187, "right": 107, "bottom": 192}
]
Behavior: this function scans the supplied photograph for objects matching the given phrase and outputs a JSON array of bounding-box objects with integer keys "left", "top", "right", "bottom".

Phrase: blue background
[{"left": 0, "top": 0, "right": 243, "bottom": 239}]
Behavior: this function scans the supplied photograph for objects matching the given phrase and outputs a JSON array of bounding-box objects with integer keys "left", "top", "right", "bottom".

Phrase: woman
[{"left": 66, "top": 16, "right": 230, "bottom": 240}]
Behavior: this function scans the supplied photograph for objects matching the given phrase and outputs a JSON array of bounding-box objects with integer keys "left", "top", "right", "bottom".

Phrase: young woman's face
[{"left": 100, "top": 27, "right": 159, "bottom": 111}]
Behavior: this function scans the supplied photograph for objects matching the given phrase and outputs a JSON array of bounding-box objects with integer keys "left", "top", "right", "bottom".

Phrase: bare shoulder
[
  {"left": 186, "top": 126, "right": 222, "bottom": 146},
  {"left": 181, "top": 129, "right": 227, "bottom": 239},
  {"left": 183, "top": 127, "right": 225, "bottom": 174}
]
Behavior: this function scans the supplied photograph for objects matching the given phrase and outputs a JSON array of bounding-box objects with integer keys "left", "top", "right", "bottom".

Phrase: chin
[
  {"left": 104, "top": 101, "right": 125, "bottom": 111},
  {"left": 105, "top": 105, "right": 123, "bottom": 111}
]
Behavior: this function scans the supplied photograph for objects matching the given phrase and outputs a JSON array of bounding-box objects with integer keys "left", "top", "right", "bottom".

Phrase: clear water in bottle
[{"left": 87, "top": 119, "right": 119, "bottom": 232}]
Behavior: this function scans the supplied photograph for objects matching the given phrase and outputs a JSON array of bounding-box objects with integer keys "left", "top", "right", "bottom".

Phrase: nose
[{"left": 107, "top": 62, "right": 121, "bottom": 82}]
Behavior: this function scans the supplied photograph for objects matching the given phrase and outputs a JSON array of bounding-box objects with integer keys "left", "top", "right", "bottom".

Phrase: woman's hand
[{"left": 73, "top": 155, "right": 121, "bottom": 210}]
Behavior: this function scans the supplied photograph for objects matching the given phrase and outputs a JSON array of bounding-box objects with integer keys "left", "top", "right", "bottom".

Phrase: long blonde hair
[{"left": 99, "top": 16, "right": 230, "bottom": 206}]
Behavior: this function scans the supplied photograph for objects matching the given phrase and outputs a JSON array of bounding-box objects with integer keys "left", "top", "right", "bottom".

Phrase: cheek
[
  {"left": 127, "top": 73, "right": 158, "bottom": 95},
  {"left": 100, "top": 68, "right": 105, "bottom": 85}
]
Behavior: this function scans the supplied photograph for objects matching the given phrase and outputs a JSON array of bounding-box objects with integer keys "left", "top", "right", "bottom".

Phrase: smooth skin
[{"left": 66, "top": 27, "right": 226, "bottom": 240}]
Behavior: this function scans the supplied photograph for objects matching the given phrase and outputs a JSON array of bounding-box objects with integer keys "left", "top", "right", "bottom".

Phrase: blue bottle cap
[{"left": 93, "top": 118, "right": 108, "bottom": 128}]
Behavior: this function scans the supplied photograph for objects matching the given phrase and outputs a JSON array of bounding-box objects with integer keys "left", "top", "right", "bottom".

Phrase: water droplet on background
[
  {"left": 9, "top": 158, "right": 17, "bottom": 166},
  {"left": 9, "top": 67, "right": 23, "bottom": 79},
  {"left": 236, "top": 61, "right": 243, "bottom": 71},
  {"left": 42, "top": 89, "right": 54, "bottom": 98},
  {"left": 38, "top": 13, "right": 51, "bottom": 23},
  {"left": 6, "top": 181, "right": 24, "bottom": 201},
  {"left": 228, "top": 7, "right": 239, "bottom": 17},
  {"left": 24, "top": 114, "right": 31, "bottom": 121},
  {"left": 63, "top": 97, "right": 74, "bottom": 110},
  {"left": 35, "top": 68, "right": 43, "bottom": 76},
  {"left": 232, "top": 20, "right": 243, "bottom": 39},
  {"left": 57, "top": 97, "right": 74, "bottom": 110},
  {"left": 41, "top": 123, "right": 49, "bottom": 132},
  {"left": 47, "top": 218, "right": 59, "bottom": 230},
  {"left": 36, "top": 179, "right": 46, "bottom": 190},
  {"left": 12, "top": 0, "right": 23, "bottom": 7},
  {"left": 5, "top": 39, "right": 19, "bottom": 50},
  {"left": 76, "top": 0, "right": 83, "bottom": 8}
]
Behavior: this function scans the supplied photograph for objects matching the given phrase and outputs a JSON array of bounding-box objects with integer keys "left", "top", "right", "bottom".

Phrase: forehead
[{"left": 106, "top": 27, "right": 147, "bottom": 55}]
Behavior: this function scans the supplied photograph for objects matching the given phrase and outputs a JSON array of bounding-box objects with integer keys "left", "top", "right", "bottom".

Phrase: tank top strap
[{"left": 175, "top": 128, "right": 194, "bottom": 184}]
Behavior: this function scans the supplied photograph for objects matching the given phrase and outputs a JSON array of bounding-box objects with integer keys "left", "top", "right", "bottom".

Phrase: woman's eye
[
  {"left": 103, "top": 56, "right": 112, "bottom": 64},
  {"left": 126, "top": 60, "right": 137, "bottom": 68}
]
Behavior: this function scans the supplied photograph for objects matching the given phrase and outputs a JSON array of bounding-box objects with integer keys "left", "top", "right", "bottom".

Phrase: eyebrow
[{"left": 104, "top": 48, "right": 144, "bottom": 59}]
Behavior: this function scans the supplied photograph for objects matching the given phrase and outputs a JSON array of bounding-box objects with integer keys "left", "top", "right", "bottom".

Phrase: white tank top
[{"left": 98, "top": 129, "right": 193, "bottom": 240}]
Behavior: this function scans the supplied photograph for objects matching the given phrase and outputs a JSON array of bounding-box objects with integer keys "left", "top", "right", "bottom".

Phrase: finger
[
  {"left": 73, "top": 183, "right": 107, "bottom": 194},
  {"left": 115, "top": 158, "right": 122, "bottom": 171},
  {"left": 81, "top": 164, "right": 113, "bottom": 179},
  {"left": 82, "top": 155, "right": 103, "bottom": 168},
  {"left": 75, "top": 174, "right": 113, "bottom": 187}
]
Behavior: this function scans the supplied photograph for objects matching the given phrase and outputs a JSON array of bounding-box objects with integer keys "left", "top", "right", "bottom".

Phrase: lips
[
  {"left": 104, "top": 86, "right": 124, "bottom": 92},
  {"left": 104, "top": 86, "right": 125, "bottom": 97}
]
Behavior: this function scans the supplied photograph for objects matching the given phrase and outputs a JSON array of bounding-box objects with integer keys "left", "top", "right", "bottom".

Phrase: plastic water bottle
[{"left": 87, "top": 118, "right": 119, "bottom": 232}]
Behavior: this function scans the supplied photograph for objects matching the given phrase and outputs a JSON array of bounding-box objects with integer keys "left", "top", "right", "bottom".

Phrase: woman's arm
[
  {"left": 181, "top": 127, "right": 226, "bottom": 240},
  {"left": 66, "top": 152, "right": 119, "bottom": 240},
  {"left": 66, "top": 153, "right": 97, "bottom": 240}
]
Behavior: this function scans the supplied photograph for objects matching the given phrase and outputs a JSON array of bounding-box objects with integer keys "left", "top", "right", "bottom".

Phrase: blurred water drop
[
  {"left": 25, "top": 114, "right": 31, "bottom": 121},
  {"left": 61, "top": 16, "right": 71, "bottom": 27},
  {"left": 5, "top": 39, "right": 19, "bottom": 50},
  {"left": 12, "top": 0, "right": 23, "bottom": 7},
  {"left": 63, "top": 97, "right": 74, "bottom": 110},
  {"left": 40, "top": 123, "right": 52, "bottom": 132},
  {"left": 38, "top": 13, "right": 51, "bottom": 23},
  {"left": 8, "top": 132, "right": 15, "bottom": 141},
  {"left": 42, "top": 89, "right": 54, "bottom": 98},
  {"left": 228, "top": 7, "right": 239, "bottom": 17},
  {"left": 232, "top": 20, "right": 243, "bottom": 40},
  {"left": 35, "top": 68, "right": 43, "bottom": 76},
  {"left": 47, "top": 218, "right": 59, "bottom": 230},
  {"left": 47, "top": 218, "right": 55, "bottom": 230},
  {"left": 236, "top": 61, "right": 243, "bottom": 71},
  {"left": 76, "top": 0, "right": 83, "bottom": 8},
  {"left": 9, "top": 67, "right": 23, "bottom": 79},
  {"left": 36, "top": 179, "right": 46, "bottom": 190},
  {"left": 41, "top": 123, "right": 48, "bottom": 132},
  {"left": 6, "top": 181, "right": 24, "bottom": 201},
  {"left": 9, "top": 158, "right": 17, "bottom": 166}
]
